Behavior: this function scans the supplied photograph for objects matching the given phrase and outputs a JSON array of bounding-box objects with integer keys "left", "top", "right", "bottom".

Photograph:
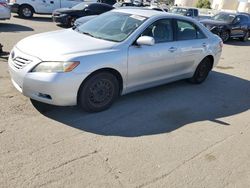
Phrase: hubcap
[
  {"left": 198, "top": 63, "right": 207, "bottom": 78},
  {"left": 88, "top": 79, "right": 114, "bottom": 106},
  {"left": 22, "top": 8, "right": 32, "bottom": 17}
]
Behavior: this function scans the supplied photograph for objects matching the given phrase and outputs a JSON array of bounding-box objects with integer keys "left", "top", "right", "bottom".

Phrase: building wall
[
  {"left": 174, "top": 0, "right": 250, "bottom": 13},
  {"left": 174, "top": 0, "right": 212, "bottom": 7},
  {"left": 238, "top": 2, "right": 250, "bottom": 12},
  {"left": 174, "top": 0, "right": 197, "bottom": 6}
]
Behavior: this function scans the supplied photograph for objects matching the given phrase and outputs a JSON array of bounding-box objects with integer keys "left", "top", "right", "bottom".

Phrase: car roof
[
  {"left": 113, "top": 7, "right": 185, "bottom": 18},
  {"left": 171, "top": 6, "right": 198, "bottom": 10},
  {"left": 88, "top": 2, "right": 113, "bottom": 7}
]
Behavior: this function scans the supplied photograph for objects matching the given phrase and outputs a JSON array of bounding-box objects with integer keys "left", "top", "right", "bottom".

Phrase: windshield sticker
[{"left": 130, "top": 15, "right": 146, "bottom": 21}]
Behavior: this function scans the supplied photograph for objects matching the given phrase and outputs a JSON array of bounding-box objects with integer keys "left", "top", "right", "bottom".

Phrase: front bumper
[
  {"left": 9, "top": 3, "right": 19, "bottom": 13},
  {"left": 204, "top": 25, "right": 222, "bottom": 36},
  {"left": 0, "top": 6, "right": 11, "bottom": 19},
  {"left": 8, "top": 48, "right": 88, "bottom": 106},
  {"left": 52, "top": 14, "right": 68, "bottom": 24}
]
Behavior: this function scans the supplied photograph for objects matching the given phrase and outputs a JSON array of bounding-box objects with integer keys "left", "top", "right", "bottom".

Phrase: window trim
[{"left": 132, "top": 18, "right": 175, "bottom": 46}]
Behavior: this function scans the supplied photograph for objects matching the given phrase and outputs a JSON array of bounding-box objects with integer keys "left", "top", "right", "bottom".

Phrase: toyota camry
[{"left": 8, "top": 8, "right": 223, "bottom": 112}]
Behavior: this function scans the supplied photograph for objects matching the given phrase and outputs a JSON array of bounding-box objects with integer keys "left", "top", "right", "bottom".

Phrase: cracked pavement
[{"left": 0, "top": 15, "right": 250, "bottom": 188}]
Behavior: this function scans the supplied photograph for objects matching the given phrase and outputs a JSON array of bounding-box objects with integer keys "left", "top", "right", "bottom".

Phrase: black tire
[
  {"left": 18, "top": 5, "right": 34, "bottom": 18},
  {"left": 78, "top": 72, "right": 119, "bottom": 112},
  {"left": 189, "top": 57, "right": 212, "bottom": 84},
  {"left": 240, "top": 31, "right": 249, "bottom": 42},
  {"left": 220, "top": 30, "right": 230, "bottom": 42}
]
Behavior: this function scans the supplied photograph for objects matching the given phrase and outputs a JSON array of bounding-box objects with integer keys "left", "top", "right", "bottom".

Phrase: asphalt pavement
[{"left": 0, "top": 14, "right": 250, "bottom": 188}]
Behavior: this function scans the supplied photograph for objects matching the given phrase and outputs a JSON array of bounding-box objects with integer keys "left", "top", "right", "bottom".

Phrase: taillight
[{"left": 219, "top": 41, "right": 223, "bottom": 48}]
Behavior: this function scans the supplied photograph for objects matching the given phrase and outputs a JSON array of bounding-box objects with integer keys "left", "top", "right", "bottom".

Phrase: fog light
[{"left": 38, "top": 93, "right": 52, "bottom": 100}]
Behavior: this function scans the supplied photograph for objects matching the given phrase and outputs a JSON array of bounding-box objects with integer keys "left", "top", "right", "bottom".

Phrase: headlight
[
  {"left": 60, "top": 14, "right": 67, "bottom": 17},
  {"left": 31, "top": 61, "right": 80, "bottom": 73}
]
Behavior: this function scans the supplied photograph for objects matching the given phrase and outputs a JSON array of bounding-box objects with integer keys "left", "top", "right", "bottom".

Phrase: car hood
[
  {"left": 16, "top": 29, "right": 117, "bottom": 61},
  {"left": 75, "top": 15, "right": 97, "bottom": 25},
  {"left": 53, "top": 8, "right": 80, "bottom": 14},
  {"left": 200, "top": 19, "right": 229, "bottom": 26}
]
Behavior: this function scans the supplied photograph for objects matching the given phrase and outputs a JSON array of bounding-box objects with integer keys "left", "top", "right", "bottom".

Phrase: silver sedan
[
  {"left": 8, "top": 8, "right": 223, "bottom": 112},
  {"left": 0, "top": 0, "right": 11, "bottom": 20}
]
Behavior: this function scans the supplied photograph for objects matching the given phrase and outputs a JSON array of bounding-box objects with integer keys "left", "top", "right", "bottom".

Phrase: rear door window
[{"left": 176, "top": 20, "right": 206, "bottom": 40}]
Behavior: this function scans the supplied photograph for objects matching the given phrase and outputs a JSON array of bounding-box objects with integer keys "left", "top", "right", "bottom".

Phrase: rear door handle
[{"left": 168, "top": 47, "right": 177, "bottom": 52}]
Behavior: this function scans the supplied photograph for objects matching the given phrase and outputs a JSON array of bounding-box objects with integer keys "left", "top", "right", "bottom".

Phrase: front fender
[{"left": 69, "top": 48, "right": 128, "bottom": 87}]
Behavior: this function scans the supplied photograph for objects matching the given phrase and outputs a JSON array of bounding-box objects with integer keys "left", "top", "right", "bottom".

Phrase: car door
[
  {"left": 36, "top": 0, "right": 58, "bottom": 13},
  {"left": 173, "top": 19, "right": 208, "bottom": 76},
  {"left": 127, "top": 19, "right": 178, "bottom": 90},
  {"left": 238, "top": 15, "right": 249, "bottom": 35},
  {"left": 231, "top": 15, "right": 248, "bottom": 36}
]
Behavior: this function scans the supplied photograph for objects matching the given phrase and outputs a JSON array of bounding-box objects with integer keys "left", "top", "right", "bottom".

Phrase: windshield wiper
[{"left": 82, "top": 32, "right": 95, "bottom": 38}]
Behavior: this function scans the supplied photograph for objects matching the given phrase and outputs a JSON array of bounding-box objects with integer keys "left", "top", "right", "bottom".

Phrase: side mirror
[
  {"left": 233, "top": 18, "right": 240, "bottom": 24},
  {"left": 136, "top": 36, "right": 155, "bottom": 46},
  {"left": 84, "top": 9, "right": 90, "bottom": 13}
]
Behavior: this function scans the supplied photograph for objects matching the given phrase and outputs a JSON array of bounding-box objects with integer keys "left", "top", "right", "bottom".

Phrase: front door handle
[
  {"left": 168, "top": 47, "right": 177, "bottom": 52},
  {"left": 202, "top": 43, "right": 207, "bottom": 48}
]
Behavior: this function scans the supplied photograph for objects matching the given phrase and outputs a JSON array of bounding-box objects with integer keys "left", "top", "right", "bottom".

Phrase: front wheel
[
  {"left": 189, "top": 57, "right": 212, "bottom": 84},
  {"left": 78, "top": 72, "right": 119, "bottom": 112},
  {"left": 18, "top": 5, "right": 34, "bottom": 18},
  {"left": 220, "top": 30, "right": 230, "bottom": 42}
]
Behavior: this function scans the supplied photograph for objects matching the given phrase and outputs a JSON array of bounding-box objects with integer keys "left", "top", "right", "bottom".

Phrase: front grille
[{"left": 12, "top": 56, "right": 32, "bottom": 69}]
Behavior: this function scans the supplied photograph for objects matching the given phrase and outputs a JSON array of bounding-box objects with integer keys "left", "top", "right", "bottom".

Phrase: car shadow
[
  {"left": 225, "top": 38, "right": 250, "bottom": 46},
  {"left": 12, "top": 15, "right": 53, "bottom": 22},
  {"left": 56, "top": 24, "right": 71, "bottom": 29},
  {"left": 0, "top": 51, "right": 9, "bottom": 60},
  {"left": 0, "top": 23, "right": 33, "bottom": 32},
  {"left": 32, "top": 71, "right": 250, "bottom": 137}
]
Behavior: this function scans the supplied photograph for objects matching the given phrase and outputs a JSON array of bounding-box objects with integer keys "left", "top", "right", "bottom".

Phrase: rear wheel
[
  {"left": 240, "top": 31, "right": 249, "bottom": 42},
  {"left": 220, "top": 30, "right": 230, "bottom": 42},
  {"left": 18, "top": 5, "right": 34, "bottom": 18},
  {"left": 78, "top": 72, "right": 119, "bottom": 112},
  {"left": 189, "top": 57, "right": 212, "bottom": 84}
]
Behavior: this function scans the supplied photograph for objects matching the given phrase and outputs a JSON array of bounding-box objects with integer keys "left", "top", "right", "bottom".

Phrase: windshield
[
  {"left": 212, "top": 13, "right": 236, "bottom": 23},
  {"left": 170, "top": 8, "right": 188, "bottom": 15},
  {"left": 75, "top": 12, "right": 147, "bottom": 42}
]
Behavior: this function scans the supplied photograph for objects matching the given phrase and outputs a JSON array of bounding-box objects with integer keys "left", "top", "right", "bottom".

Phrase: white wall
[{"left": 174, "top": 0, "right": 250, "bottom": 12}]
